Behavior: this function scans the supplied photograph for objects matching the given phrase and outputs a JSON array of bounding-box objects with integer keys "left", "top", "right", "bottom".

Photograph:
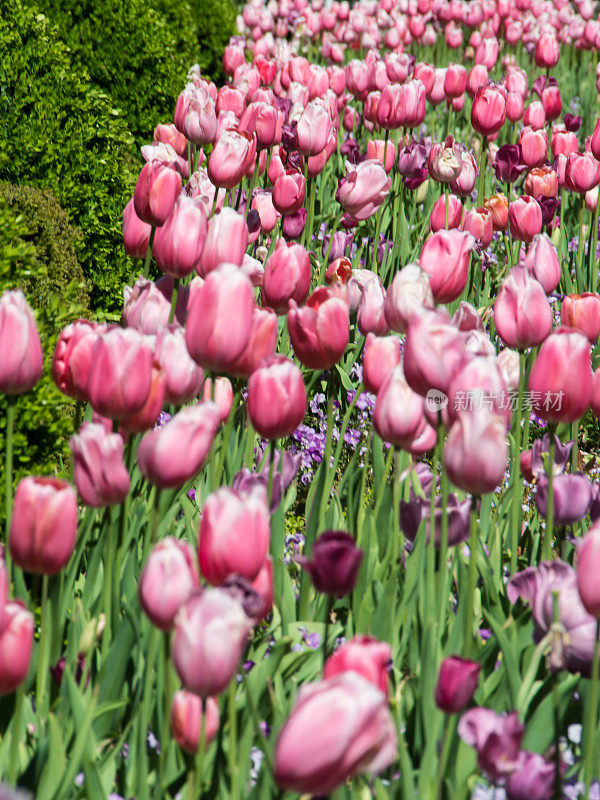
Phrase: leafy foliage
[{"left": 0, "top": 182, "right": 90, "bottom": 482}]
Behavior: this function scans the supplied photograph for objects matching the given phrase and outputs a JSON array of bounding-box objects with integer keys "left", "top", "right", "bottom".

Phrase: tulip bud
[
  {"left": 122, "top": 276, "right": 188, "bottom": 336},
  {"left": 429, "top": 193, "right": 462, "bottom": 232},
  {"left": 363, "top": 334, "right": 401, "bottom": 395},
  {"left": 298, "top": 531, "right": 362, "bottom": 597},
  {"left": 523, "top": 234, "right": 560, "bottom": 294},
  {"left": 373, "top": 365, "right": 425, "bottom": 449},
  {"left": 471, "top": 83, "right": 507, "bottom": 137},
  {"left": 419, "top": 230, "right": 474, "bottom": 304},
  {"left": 566, "top": 152, "right": 600, "bottom": 194},
  {"left": 201, "top": 377, "right": 233, "bottom": 424},
  {"left": 155, "top": 326, "right": 204, "bottom": 406},
  {"left": 288, "top": 287, "right": 349, "bottom": 370},
  {"left": 505, "top": 751, "right": 556, "bottom": 800},
  {"left": 561, "top": 293, "right": 600, "bottom": 344},
  {"left": 404, "top": 309, "right": 466, "bottom": 396},
  {"left": 52, "top": 320, "right": 103, "bottom": 402},
  {"left": 463, "top": 207, "right": 493, "bottom": 248},
  {"left": 153, "top": 195, "right": 208, "bottom": 279},
  {"left": 0, "top": 290, "right": 43, "bottom": 396},
  {"left": 493, "top": 265, "right": 553, "bottom": 349},
  {"left": 272, "top": 170, "right": 306, "bottom": 215},
  {"left": 274, "top": 672, "right": 397, "bottom": 795},
  {"left": 577, "top": 524, "right": 600, "bottom": 619},
  {"left": 137, "top": 402, "right": 220, "bottom": 488},
  {"left": 296, "top": 102, "right": 333, "bottom": 156},
  {"left": 197, "top": 208, "right": 248, "bottom": 276},
  {"left": 133, "top": 162, "right": 182, "bottom": 227},
  {"left": 444, "top": 409, "right": 508, "bottom": 496},
  {"left": 199, "top": 486, "right": 270, "bottom": 586},
  {"left": 208, "top": 129, "right": 253, "bottom": 190},
  {"left": 171, "top": 691, "right": 220, "bottom": 753},
  {"left": 172, "top": 588, "right": 252, "bottom": 697},
  {"left": 0, "top": 602, "right": 34, "bottom": 695},
  {"left": 509, "top": 196, "right": 543, "bottom": 243},
  {"left": 122, "top": 198, "right": 152, "bottom": 258},
  {"left": 139, "top": 537, "right": 199, "bottom": 631},
  {"left": 336, "top": 160, "right": 391, "bottom": 221},
  {"left": 528, "top": 328, "right": 592, "bottom": 423},
  {"left": 247, "top": 356, "right": 306, "bottom": 439},
  {"left": 263, "top": 240, "right": 311, "bottom": 315},
  {"left": 86, "top": 328, "right": 153, "bottom": 421},
  {"left": 434, "top": 655, "right": 481, "bottom": 713},
  {"left": 185, "top": 263, "right": 255, "bottom": 373},
  {"left": 484, "top": 193, "right": 509, "bottom": 231},
  {"left": 525, "top": 166, "right": 558, "bottom": 199},
  {"left": 535, "top": 473, "right": 592, "bottom": 526},
  {"left": 383, "top": 263, "right": 434, "bottom": 333},
  {"left": 69, "top": 423, "right": 130, "bottom": 507},
  {"left": 324, "top": 635, "right": 392, "bottom": 694},
  {"left": 10, "top": 477, "right": 78, "bottom": 574}
]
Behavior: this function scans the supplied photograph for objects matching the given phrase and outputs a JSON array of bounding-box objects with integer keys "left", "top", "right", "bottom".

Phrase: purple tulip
[
  {"left": 535, "top": 472, "right": 592, "bottom": 525},
  {"left": 506, "top": 751, "right": 556, "bottom": 800},
  {"left": 493, "top": 144, "right": 527, "bottom": 184},
  {"left": 530, "top": 434, "right": 573, "bottom": 478},
  {"left": 298, "top": 531, "right": 363, "bottom": 597},
  {"left": 400, "top": 494, "right": 471, "bottom": 548},
  {"left": 458, "top": 708, "right": 524, "bottom": 781},
  {"left": 507, "top": 561, "right": 596, "bottom": 675},
  {"left": 564, "top": 114, "right": 582, "bottom": 133},
  {"left": 435, "top": 656, "right": 481, "bottom": 713},
  {"left": 282, "top": 208, "right": 307, "bottom": 240},
  {"left": 536, "top": 195, "right": 560, "bottom": 227}
]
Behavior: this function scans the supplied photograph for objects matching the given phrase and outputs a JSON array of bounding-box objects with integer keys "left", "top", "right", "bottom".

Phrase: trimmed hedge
[
  {"left": 0, "top": 4, "right": 137, "bottom": 313},
  {"left": 0, "top": 182, "right": 90, "bottom": 482}
]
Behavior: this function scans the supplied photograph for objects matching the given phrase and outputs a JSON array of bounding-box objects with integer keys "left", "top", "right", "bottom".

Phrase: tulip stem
[
  {"left": 138, "top": 624, "right": 160, "bottom": 800},
  {"left": 577, "top": 195, "right": 587, "bottom": 294},
  {"left": 228, "top": 682, "right": 238, "bottom": 800},
  {"left": 590, "top": 193, "right": 600, "bottom": 294},
  {"left": 101, "top": 507, "right": 115, "bottom": 659},
  {"left": 317, "top": 371, "right": 335, "bottom": 530},
  {"left": 8, "top": 684, "right": 25, "bottom": 785},
  {"left": 427, "top": 431, "right": 440, "bottom": 620},
  {"left": 436, "top": 714, "right": 458, "bottom": 800},
  {"left": 371, "top": 204, "right": 384, "bottom": 273},
  {"left": 143, "top": 227, "right": 156, "bottom": 279},
  {"left": 464, "top": 495, "right": 479, "bottom": 658},
  {"left": 322, "top": 594, "right": 334, "bottom": 669},
  {"left": 510, "top": 351, "right": 526, "bottom": 574},
  {"left": 168, "top": 279, "right": 180, "bottom": 325},
  {"left": 4, "top": 395, "right": 15, "bottom": 576},
  {"left": 156, "top": 632, "right": 172, "bottom": 800},
  {"left": 444, "top": 184, "right": 449, "bottom": 230},
  {"left": 437, "top": 424, "right": 450, "bottom": 630},
  {"left": 583, "top": 619, "right": 600, "bottom": 800},
  {"left": 35, "top": 574, "right": 51, "bottom": 717},
  {"left": 477, "top": 136, "right": 487, "bottom": 204},
  {"left": 304, "top": 176, "right": 316, "bottom": 252},
  {"left": 267, "top": 439, "right": 275, "bottom": 508},
  {"left": 542, "top": 428, "right": 556, "bottom": 562}
]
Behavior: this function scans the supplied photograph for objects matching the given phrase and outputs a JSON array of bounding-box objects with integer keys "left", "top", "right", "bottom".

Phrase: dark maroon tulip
[
  {"left": 564, "top": 114, "right": 581, "bottom": 133},
  {"left": 434, "top": 655, "right": 481, "bottom": 713},
  {"left": 298, "top": 531, "right": 362, "bottom": 597},
  {"left": 282, "top": 208, "right": 307, "bottom": 240},
  {"left": 493, "top": 144, "right": 526, "bottom": 184},
  {"left": 400, "top": 494, "right": 471, "bottom": 548}
]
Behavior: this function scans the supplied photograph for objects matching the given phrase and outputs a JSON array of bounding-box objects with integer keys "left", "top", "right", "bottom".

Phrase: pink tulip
[
  {"left": 523, "top": 234, "right": 560, "bottom": 294},
  {"left": 0, "top": 290, "right": 43, "bottom": 396},
  {"left": 174, "top": 84, "right": 217, "bottom": 147},
  {"left": 404, "top": 309, "right": 466, "bottom": 396},
  {"left": 506, "top": 92, "right": 525, "bottom": 123},
  {"left": 383, "top": 263, "right": 434, "bottom": 333},
  {"left": 493, "top": 265, "right": 553, "bottom": 349},
  {"left": 247, "top": 355, "right": 306, "bottom": 439},
  {"left": 154, "top": 123, "right": 187, "bottom": 157},
  {"left": 172, "top": 588, "right": 252, "bottom": 697},
  {"left": 551, "top": 128, "right": 579, "bottom": 158},
  {"left": 591, "top": 118, "right": 600, "bottom": 162},
  {"left": 272, "top": 170, "right": 306, "bottom": 216},
  {"left": 208, "top": 129, "right": 253, "bottom": 190},
  {"left": 52, "top": 320, "right": 104, "bottom": 402},
  {"left": 69, "top": 423, "right": 130, "bottom": 507},
  {"left": 565, "top": 152, "right": 600, "bottom": 194},
  {"left": 201, "top": 377, "right": 233, "bottom": 424},
  {"left": 444, "top": 408, "right": 508, "bottom": 495},
  {"left": 239, "top": 102, "right": 281, "bottom": 150},
  {"left": 197, "top": 208, "right": 248, "bottom": 276},
  {"left": 450, "top": 147, "right": 478, "bottom": 197},
  {"left": 429, "top": 193, "right": 462, "bottom": 232},
  {"left": 228, "top": 307, "right": 278, "bottom": 379},
  {"left": 139, "top": 537, "right": 199, "bottom": 631},
  {"left": 508, "top": 196, "right": 543, "bottom": 243},
  {"left": 523, "top": 101, "right": 546, "bottom": 131},
  {"left": 357, "top": 279, "right": 389, "bottom": 336},
  {"left": 324, "top": 635, "right": 392, "bottom": 694},
  {"left": 263, "top": 240, "right": 311, "bottom": 315},
  {"left": 10, "top": 477, "right": 78, "bottom": 574},
  {"left": 199, "top": 486, "right": 270, "bottom": 586},
  {"left": 419, "top": 229, "right": 474, "bottom": 304},
  {"left": 251, "top": 556, "right": 273, "bottom": 621},
  {"left": 471, "top": 83, "right": 507, "bottom": 137},
  {"left": 336, "top": 160, "right": 391, "bottom": 221},
  {"left": 541, "top": 85, "right": 562, "bottom": 123},
  {"left": 171, "top": 692, "right": 220, "bottom": 753},
  {"left": 519, "top": 127, "right": 547, "bottom": 169},
  {"left": 373, "top": 365, "right": 425, "bottom": 448},
  {"left": 296, "top": 101, "right": 333, "bottom": 156},
  {"left": 444, "top": 63, "right": 467, "bottom": 98},
  {"left": 535, "top": 32, "right": 560, "bottom": 68},
  {"left": 528, "top": 328, "right": 592, "bottom": 423},
  {"left": 153, "top": 195, "right": 208, "bottom": 279},
  {"left": 561, "top": 293, "right": 600, "bottom": 344},
  {"left": 122, "top": 198, "right": 152, "bottom": 258},
  {"left": 288, "top": 287, "right": 349, "bottom": 370},
  {"left": 122, "top": 276, "right": 187, "bottom": 335},
  {"left": 577, "top": 523, "right": 600, "bottom": 618},
  {"left": 119, "top": 365, "right": 166, "bottom": 435},
  {"left": 185, "top": 263, "right": 255, "bottom": 373},
  {"left": 137, "top": 402, "right": 220, "bottom": 488},
  {"left": 133, "top": 162, "right": 182, "bottom": 227},
  {"left": 274, "top": 672, "right": 397, "bottom": 795},
  {"left": 86, "top": 328, "right": 153, "bottom": 420},
  {"left": 463, "top": 206, "right": 493, "bottom": 247},
  {"left": 0, "top": 602, "right": 34, "bottom": 695},
  {"left": 458, "top": 708, "right": 523, "bottom": 781},
  {"left": 467, "top": 64, "right": 489, "bottom": 98},
  {"left": 447, "top": 354, "right": 510, "bottom": 425},
  {"left": 251, "top": 189, "right": 279, "bottom": 233},
  {"left": 362, "top": 333, "right": 401, "bottom": 394},
  {"left": 366, "top": 139, "right": 397, "bottom": 173},
  {"left": 155, "top": 326, "right": 203, "bottom": 405}
]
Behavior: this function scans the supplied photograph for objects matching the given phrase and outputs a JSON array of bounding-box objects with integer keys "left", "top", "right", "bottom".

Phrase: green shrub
[
  {"left": 0, "top": 182, "right": 90, "bottom": 483},
  {"left": 0, "top": 4, "right": 137, "bottom": 313}
]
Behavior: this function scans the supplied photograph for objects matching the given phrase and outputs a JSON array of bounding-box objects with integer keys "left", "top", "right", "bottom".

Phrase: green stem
[
  {"left": 464, "top": 496, "right": 480, "bottom": 658},
  {"left": 138, "top": 625, "right": 160, "bottom": 800},
  {"left": 477, "top": 136, "right": 487, "bottom": 204},
  {"left": 542, "top": 429, "right": 556, "bottom": 562},
  {"left": 267, "top": 439, "right": 275, "bottom": 508},
  {"left": 102, "top": 511, "right": 115, "bottom": 659},
  {"left": 371, "top": 204, "right": 384, "bottom": 273},
  {"left": 35, "top": 575, "right": 51, "bottom": 715},
  {"left": 590, "top": 194, "right": 600, "bottom": 294},
  {"left": 168, "top": 278, "right": 180, "bottom": 325},
  {"left": 156, "top": 632, "right": 172, "bottom": 800},
  {"left": 323, "top": 594, "right": 334, "bottom": 669},
  {"left": 4, "top": 396, "right": 15, "bottom": 577},
  {"left": 142, "top": 227, "right": 156, "bottom": 279},
  {"left": 228, "top": 682, "right": 238, "bottom": 800},
  {"left": 304, "top": 176, "right": 316, "bottom": 251},
  {"left": 8, "top": 684, "right": 25, "bottom": 785},
  {"left": 576, "top": 196, "right": 587, "bottom": 293},
  {"left": 437, "top": 425, "right": 449, "bottom": 627},
  {"left": 317, "top": 371, "right": 335, "bottom": 529},
  {"left": 427, "top": 432, "right": 440, "bottom": 621},
  {"left": 583, "top": 620, "right": 600, "bottom": 800},
  {"left": 510, "top": 352, "right": 526, "bottom": 573},
  {"left": 436, "top": 715, "right": 458, "bottom": 800}
]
